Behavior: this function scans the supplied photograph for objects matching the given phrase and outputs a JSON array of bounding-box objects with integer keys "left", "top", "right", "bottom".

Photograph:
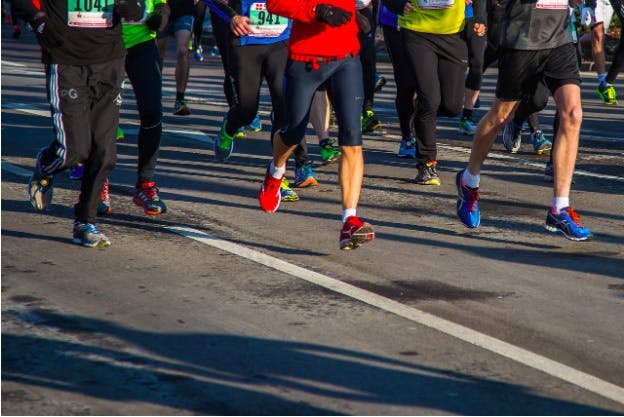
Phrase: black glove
[
  {"left": 115, "top": 0, "right": 145, "bottom": 21},
  {"left": 356, "top": 10, "right": 371, "bottom": 35},
  {"left": 145, "top": 2, "right": 170, "bottom": 31},
  {"left": 33, "top": 16, "right": 64, "bottom": 50},
  {"left": 315, "top": 4, "right": 352, "bottom": 27}
]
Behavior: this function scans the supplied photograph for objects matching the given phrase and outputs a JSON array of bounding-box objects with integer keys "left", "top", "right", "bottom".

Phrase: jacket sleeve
[
  {"left": 472, "top": 0, "right": 486, "bottom": 24},
  {"left": 204, "top": 0, "right": 235, "bottom": 23},
  {"left": 266, "top": 0, "right": 320, "bottom": 23},
  {"left": 380, "top": 0, "right": 408, "bottom": 15}
]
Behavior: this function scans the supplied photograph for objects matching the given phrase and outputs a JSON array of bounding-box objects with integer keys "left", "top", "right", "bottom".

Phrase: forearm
[{"left": 204, "top": 0, "right": 235, "bottom": 23}]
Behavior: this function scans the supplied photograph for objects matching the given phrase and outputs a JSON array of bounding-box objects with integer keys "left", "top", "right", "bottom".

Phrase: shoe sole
[
  {"left": 340, "top": 224, "right": 375, "bottom": 250},
  {"left": 28, "top": 179, "right": 52, "bottom": 211},
  {"left": 173, "top": 109, "right": 191, "bottom": 116},
  {"left": 72, "top": 238, "right": 112, "bottom": 248},
  {"left": 544, "top": 223, "right": 593, "bottom": 241},
  {"left": 294, "top": 179, "right": 318, "bottom": 188},
  {"left": 415, "top": 178, "right": 441, "bottom": 186}
]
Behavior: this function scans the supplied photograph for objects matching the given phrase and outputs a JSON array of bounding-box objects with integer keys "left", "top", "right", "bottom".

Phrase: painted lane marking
[
  {"left": 168, "top": 225, "right": 624, "bottom": 407},
  {"left": 3, "top": 102, "right": 623, "bottom": 182}
]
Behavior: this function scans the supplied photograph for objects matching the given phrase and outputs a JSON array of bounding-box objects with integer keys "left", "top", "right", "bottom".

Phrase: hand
[
  {"left": 145, "top": 2, "right": 169, "bottom": 31},
  {"left": 315, "top": 4, "right": 352, "bottom": 27},
  {"left": 115, "top": 0, "right": 145, "bottom": 21},
  {"left": 230, "top": 14, "right": 252, "bottom": 36},
  {"left": 33, "top": 15, "right": 64, "bottom": 50},
  {"left": 356, "top": 10, "right": 371, "bottom": 35},
  {"left": 473, "top": 22, "right": 486, "bottom": 37},
  {"left": 403, "top": 1, "right": 414, "bottom": 14}
]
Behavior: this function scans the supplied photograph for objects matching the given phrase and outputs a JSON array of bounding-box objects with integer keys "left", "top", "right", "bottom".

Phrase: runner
[
  {"left": 19, "top": 0, "right": 144, "bottom": 247},
  {"left": 260, "top": 0, "right": 375, "bottom": 250},
  {"left": 382, "top": 0, "right": 486, "bottom": 186},
  {"left": 456, "top": 0, "right": 594, "bottom": 241},
  {"left": 379, "top": 3, "right": 417, "bottom": 157},
  {"left": 157, "top": 0, "right": 195, "bottom": 115},
  {"left": 582, "top": 0, "right": 617, "bottom": 104}
]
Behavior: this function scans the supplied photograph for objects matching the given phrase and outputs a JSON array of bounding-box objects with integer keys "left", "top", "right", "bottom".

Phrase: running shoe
[
  {"left": 69, "top": 164, "right": 84, "bottom": 180},
  {"left": 361, "top": 109, "right": 381, "bottom": 133},
  {"left": 194, "top": 45, "right": 204, "bottom": 62},
  {"left": 28, "top": 149, "right": 54, "bottom": 211},
  {"left": 397, "top": 136, "right": 416, "bottom": 158},
  {"left": 596, "top": 85, "right": 618, "bottom": 105},
  {"left": 319, "top": 138, "right": 342, "bottom": 164},
  {"left": 116, "top": 126, "right": 125, "bottom": 141},
  {"left": 214, "top": 120, "right": 235, "bottom": 162},
  {"left": 258, "top": 165, "right": 282, "bottom": 213},
  {"left": 294, "top": 164, "right": 318, "bottom": 188},
  {"left": 544, "top": 206, "right": 593, "bottom": 241},
  {"left": 339, "top": 216, "right": 375, "bottom": 250},
  {"left": 531, "top": 130, "right": 552, "bottom": 155},
  {"left": 456, "top": 169, "right": 480, "bottom": 229},
  {"left": 174, "top": 99, "right": 191, "bottom": 116},
  {"left": 245, "top": 114, "right": 262, "bottom": 132},
  {"left": 458, "top": 117, "right": 477, "bottom": 135},
  {"left": 374, "top": 73, "right": 386, "bottom": 92},
  {"left": 234, "top": 128, "right": 246, "bottom": 139},
  {"left": 502, "top": 121, "right": 521, "bottom": 153},
  {"left": 280, "top": 177, "right": 300, "bottom": 202},
  {"left": 72, "top": 221, "right": 111, "bottom": 248},
  {"left": 97, "top": 179, "right": 112, "bottom": 216},
  {"left": 133, "top": 181, "right": 167, "bottom": 216},
  {"left": 415, "top": 160, "right": 441, "bottom": 185}
]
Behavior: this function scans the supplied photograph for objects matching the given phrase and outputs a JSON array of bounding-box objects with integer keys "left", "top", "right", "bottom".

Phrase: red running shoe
[
  {"left": 339, "top": 216, "right": 375, "bottom": 250},
  {"left": 258, "top": 166, "right": 282, "bottom": 213}
]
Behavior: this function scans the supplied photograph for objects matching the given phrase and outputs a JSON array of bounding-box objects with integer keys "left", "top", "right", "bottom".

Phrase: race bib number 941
[
  {"left": 248, "top": 2, "right": 287, "bottom": 37},
  {"left": 67, "top": 0, "right": 114, "bottom": 28}
]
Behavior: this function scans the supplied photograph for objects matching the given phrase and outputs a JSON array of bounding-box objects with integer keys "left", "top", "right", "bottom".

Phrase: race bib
[
  {"left": 67, "top": 0, "right": 114, "bottom": 27},
  {"left": 535, "top": 0, "right": 568, "bottom": 9},
  {"left": 248, "top": 2, "right": 288, "bottom": 38},
  {"left": 417, "top": 0, "right": 455, "bottom": 10}
]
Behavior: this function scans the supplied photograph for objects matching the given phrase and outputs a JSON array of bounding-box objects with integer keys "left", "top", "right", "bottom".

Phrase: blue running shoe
[
  {"left": 456, "top": 169, "right": 480, "bottom": 228},
  {"left": 294, "top": 163, "right": 318, "bottom": 188},
  {"left": 531, "top": 130, "right": 552, "bottom": 155},
  {"left": 72, "top": 221, "right": 111, "bottom": 248},
  {"left": 397, "top": 136, "right": 416, "bottom": 158},
  {"left": 544, "top": 207, "right": 593, "bottom": 241},
  {"left": 69, "top": 164, "right": 84, "bottom": 180},
  {"left": 245, "top": 114, "right": 262, "bottom": 132}
]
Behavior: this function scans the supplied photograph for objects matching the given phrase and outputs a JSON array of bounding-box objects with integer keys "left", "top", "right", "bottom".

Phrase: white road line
[
  {"left": 169, "top": 225, "right": 624, "bottom": 406},
  {"left": 1, "top": 162, "right": 34, "bottom": 177},
  {"left": 3, "top": 102, "right": 623, "bottom": 181}
]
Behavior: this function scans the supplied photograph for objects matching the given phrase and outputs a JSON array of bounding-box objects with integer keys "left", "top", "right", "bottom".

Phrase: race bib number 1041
[{"left": 67, "top": 0, "right": 114, "bottom": 28}]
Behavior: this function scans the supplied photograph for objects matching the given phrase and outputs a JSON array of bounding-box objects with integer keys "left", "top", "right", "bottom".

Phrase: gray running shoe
[{"left": 72, "top": 222, "right": 111, "bottom": 248}]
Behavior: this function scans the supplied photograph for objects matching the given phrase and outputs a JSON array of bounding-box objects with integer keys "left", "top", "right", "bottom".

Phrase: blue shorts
[{"left": 157, "top": 14, "right": 194, "bottom": 39}]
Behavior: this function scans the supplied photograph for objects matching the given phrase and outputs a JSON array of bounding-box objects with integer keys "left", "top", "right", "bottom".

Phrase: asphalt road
[{"left": 2, "top": 24, "right": 624, "bottom": 415}]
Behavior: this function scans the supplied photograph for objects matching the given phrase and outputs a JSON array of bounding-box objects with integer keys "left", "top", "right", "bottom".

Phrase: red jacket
[{"left": 267, "top": 0, "right": 359, "bottom": 63}]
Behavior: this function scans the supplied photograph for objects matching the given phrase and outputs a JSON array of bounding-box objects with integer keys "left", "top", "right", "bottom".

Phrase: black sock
[
  {"left": 176, "top": 92, "right": 185, "bottom": 101},
  {"left": 462, "top": 108, "right": 473, "bottom": 120}
]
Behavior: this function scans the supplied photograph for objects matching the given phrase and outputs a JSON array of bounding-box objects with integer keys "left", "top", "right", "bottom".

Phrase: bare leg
[
  {"left": 467, "top": 99, "right": 519, "bottom": 175},
  {"left": 339, "top": 145, "right": 364, "bottom": 210},
  {"left": 551, "top": 84, "right": 582, "bottom": 199},
  {"left": 463, "top": 87, "right": 480, "bottom": 111},
  {"left": 309, "top": 89, "right": 330, "bottom": 141},
  {"left": 174, "top": 29, "right": 192, "bottom": 96}
]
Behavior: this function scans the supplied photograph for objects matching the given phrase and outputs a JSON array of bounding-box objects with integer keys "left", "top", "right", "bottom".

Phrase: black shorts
[{"left": 496, "top": 42, "right": 580, "bottom": 101}]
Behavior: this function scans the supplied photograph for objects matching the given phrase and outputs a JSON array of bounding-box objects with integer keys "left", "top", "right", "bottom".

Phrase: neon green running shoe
[
  {"left": 214, "top": 120, "right": 235, "bottom": 162},
  {"left": 596, "top": 85, "right": 618, "bottom": 105},
  {"left": 280, "top": 177, "right": 300, "bottom": 202}
]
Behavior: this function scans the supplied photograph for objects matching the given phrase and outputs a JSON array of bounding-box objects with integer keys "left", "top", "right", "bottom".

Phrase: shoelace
[
  {"left": 139, "top": 183, "right": 158, "bottom": 200},
  {"left": 566, "top": 207, "right": 583, "bottom": 226},
  {"left": 467, "top": 188, "right": 480, "bottom": 211},
  {"left": 100, "top": 181, "right": 109, "bottom": 201}
]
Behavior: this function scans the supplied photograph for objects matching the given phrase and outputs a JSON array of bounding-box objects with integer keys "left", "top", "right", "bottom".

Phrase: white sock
[
  {"left": 342, "top": 208, "right": 357, "bottom": 224},
  {"left": 551, "top": 197, "right": 569, "bottom": 213},
  {"left": 270, "top": 160, "right": 285, "bottom": 180},
  {"left": 462, "top": 168, "right": 480, "bottom": 189}
]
